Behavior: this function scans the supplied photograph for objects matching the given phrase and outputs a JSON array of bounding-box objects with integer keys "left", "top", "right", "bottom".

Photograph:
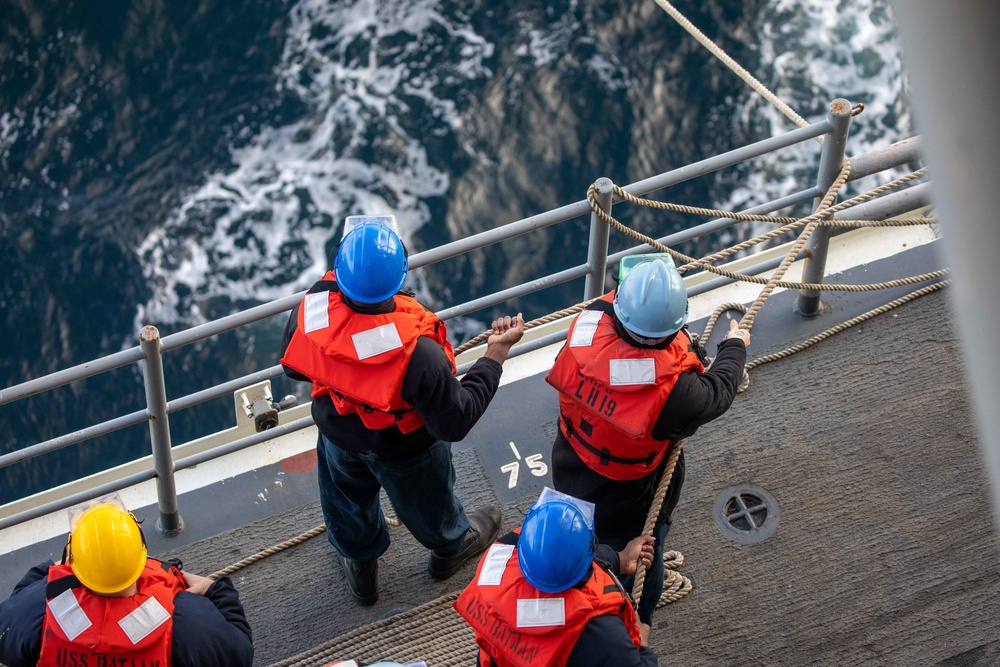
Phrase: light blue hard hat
[
  {"left": 613, "top": 258, "right": 688, "bottom": 338},
  {"left": 334, "top": 220, "right": 408, "bottom": 304},
  {"left": 518, "top": 499, "right": 595, "bottom": 593}
]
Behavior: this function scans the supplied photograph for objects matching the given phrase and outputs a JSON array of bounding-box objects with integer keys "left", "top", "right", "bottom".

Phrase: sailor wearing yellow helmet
[{"left": 0, "top": 496, "right": 253, "bottom": 667}]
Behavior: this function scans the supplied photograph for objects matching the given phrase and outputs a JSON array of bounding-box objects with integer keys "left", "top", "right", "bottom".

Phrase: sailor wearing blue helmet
[
  {"left": 280, "top": 215, "right": 524, "bottom": 606},
  {"left": 456, "top": 488, "right": 658, "bottom": 666}
]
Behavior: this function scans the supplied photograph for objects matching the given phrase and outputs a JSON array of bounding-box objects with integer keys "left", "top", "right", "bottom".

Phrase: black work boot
[
  {"left": 341, "top": 556, "right": 378, "bottom": 606},
  {"left": 428, "top": 504, "right": 502, "bottom": 580}
]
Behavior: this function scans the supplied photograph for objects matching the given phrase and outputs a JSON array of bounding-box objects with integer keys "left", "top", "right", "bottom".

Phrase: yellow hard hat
[{"left": 67, "top": 503, "right": 147, "bottom": 594}]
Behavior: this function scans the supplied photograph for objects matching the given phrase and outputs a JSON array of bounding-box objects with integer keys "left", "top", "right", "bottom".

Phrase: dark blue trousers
[{"left": 316, "top": 433, "right": 471, "bottom": 562}]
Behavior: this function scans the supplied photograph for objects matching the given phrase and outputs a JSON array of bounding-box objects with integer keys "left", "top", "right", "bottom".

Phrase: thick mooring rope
[
  {"left": 452, "top": 296, "right": 602, "bottom": 356},
  {"left": 743, "top": 280, "right": 949, "bottom": 374},
  {"left": 208, "top": 524, "right": 328, "bottom": 581},
  {"left": 609, "top": 156, "right": 945, "bottom": 603},
  {"left": 631, "top": 440, "right": 687, "bottom": 609},
  {"left": 587, "top": 169, "right": 940, "bottom": 295},
  {"left": 649, "top": 0, "right": 813, "bottom": 135}
]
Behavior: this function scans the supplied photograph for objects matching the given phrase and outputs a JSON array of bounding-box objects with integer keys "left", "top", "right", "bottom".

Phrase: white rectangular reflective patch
[
  {"left": 48, "top": 589, "right": 92, "bottom": 641},
  {"left": 569, "top": 310, "right": 603, "bottom": 347},
  {"left": 477, "top": 544, "right": 515, "bottom": 586},
  {"left": 516, "top": 598, "right": 566, "bottom": 628},
  {"left": 303, "top": 292, "right": 330, "bottom": 333},
  {"left": 118, "top": 596, "right": 170, "bottom": 645},
  {"left": 352, "top": 323, "right": 404, "bottom": 360},
  {"left": 609, "top": 358, "right": 656, "bottom": 386}
]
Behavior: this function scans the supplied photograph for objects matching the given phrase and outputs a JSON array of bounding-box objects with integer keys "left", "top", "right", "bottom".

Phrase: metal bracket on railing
[{"left": 235, "top": 380, "right": 296, "bottom": 433}]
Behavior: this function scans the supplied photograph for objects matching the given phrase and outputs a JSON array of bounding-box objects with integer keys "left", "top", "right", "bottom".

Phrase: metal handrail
[
  {"left": 0, "top": 106, "right": 927, "bottom": 532},
  {"left": 0, "top": 115, "right": 851, "bottom": 407}
]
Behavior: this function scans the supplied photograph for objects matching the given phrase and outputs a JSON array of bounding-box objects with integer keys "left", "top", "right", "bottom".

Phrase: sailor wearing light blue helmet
[
  {"left": 455, "top": 488, "right": 658, "bottom": 666},
  {"left": 612, "top": 256, "right": 690, "bottom": 341},
  {"left": 546, "top": 253, "right": 748, "bottom": 626},
  {"left": 281, "top": 215, "right": 525, "bottom": 607}
]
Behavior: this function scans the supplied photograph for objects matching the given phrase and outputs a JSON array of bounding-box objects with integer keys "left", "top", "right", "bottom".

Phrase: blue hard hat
[
  {"left": 613, "top": 259, "right": 688, "bottom": 338},
  {"left": 334, "top": 220, "right": 408, "bottom": 304},
  {"left": 518, "top": 500, "right": 595, "bottom": 593}
]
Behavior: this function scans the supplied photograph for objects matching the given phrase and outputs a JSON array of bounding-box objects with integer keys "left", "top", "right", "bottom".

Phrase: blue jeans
[
  {"left": 316, "top": 433, "right": 471, "bottom": 562},
  {"left": 601, "top": 521, "right": 670, "bottom": 625}
]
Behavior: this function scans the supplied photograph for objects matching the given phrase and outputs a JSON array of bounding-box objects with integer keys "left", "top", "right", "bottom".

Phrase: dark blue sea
[{"left": 0, "top": 0, "right": 912, "bottom": 505}]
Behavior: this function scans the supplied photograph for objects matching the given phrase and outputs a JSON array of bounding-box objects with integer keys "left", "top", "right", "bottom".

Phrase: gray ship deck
[{"left": 4, "top": 241, "right": 999, "bottom": 666}]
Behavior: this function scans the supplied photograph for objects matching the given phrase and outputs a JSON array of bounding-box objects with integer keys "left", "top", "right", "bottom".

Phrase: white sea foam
[
  {"left": 721, "top": 0, "right": 912, "bottom": 222},
  {"left": 137, "top": 0, "right": 913, "bottom": 326},
  {"left": 137, "top": 0, "right": 493, "bottom": 325}
]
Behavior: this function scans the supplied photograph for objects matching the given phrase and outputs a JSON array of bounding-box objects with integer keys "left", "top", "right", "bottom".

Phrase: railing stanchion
[
  {"left": 584, "top": 177, "right": 614, "bottom": 300},
  {"left": 139, "top": 326, "right": 184, "bottom": 536},
  {"left": 795, "top": 98, "right": 854, "bottom": 317}
]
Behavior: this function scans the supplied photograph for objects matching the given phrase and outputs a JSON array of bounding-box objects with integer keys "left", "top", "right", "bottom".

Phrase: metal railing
[{"left": 0, "top": 99, "right": 929, "bottom": 532}]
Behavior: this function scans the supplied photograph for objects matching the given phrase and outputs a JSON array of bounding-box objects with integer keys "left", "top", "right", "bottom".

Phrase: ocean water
[{"left": 0, "top": 0, "right": 913, "bottom": 504}]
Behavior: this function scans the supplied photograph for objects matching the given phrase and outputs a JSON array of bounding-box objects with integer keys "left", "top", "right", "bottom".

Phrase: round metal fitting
[{"left": 713, "top": 484, "right": 779, "bottom": 545}]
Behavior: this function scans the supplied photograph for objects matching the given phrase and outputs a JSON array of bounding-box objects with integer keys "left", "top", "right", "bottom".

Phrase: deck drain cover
[{"left": 713, "top": 484, "right": 779, "bottom": 545}]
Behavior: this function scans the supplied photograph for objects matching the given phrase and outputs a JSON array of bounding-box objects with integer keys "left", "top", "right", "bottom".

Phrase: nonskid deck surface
[{"left": 5, "top": 242, "right": 1000, "bottom": 665}]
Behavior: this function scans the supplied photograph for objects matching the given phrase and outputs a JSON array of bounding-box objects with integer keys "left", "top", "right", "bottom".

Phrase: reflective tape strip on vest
[
  {"left": 454, "top": 531, "right": 641, "bottom": 667},
  {"left": 279, "top": 272, "right": 455, "bottom": 434},
  {"left": 544, "top": 293, "right": 704, "bottom": 480},
  {"left": 38, "top": 558, "right": 186, "bottom": 667}
]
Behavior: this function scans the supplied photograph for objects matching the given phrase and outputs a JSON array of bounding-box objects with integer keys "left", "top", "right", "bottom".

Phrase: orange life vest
[
  {"left": 545, "top": 293, "right": 704, "bottom": 480},
  {"left": 38, "top": 558, "right": 186, "bottom": 667},
  {"left": 280, "top": 272, "right": 456, "bottom": 434},
  {"left": 455, "top": 531, "right": 641, "bottom": 667}
]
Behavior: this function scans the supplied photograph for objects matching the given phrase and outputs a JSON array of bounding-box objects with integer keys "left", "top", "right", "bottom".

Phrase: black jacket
[
  {"left": 0, "top": 562, "right": 253, "bottom": 667},
  {"left": 553, "top": 335, "right": 747, "bottom": 539},
  {"left": 568, "top": 615, "right": 659, "bottom": 666},
  {"left": 567, "top": 544, "right": 660, "bottom": 666},
  {"left": 280, "top": 286, "right": 504, "bottom": 461}
]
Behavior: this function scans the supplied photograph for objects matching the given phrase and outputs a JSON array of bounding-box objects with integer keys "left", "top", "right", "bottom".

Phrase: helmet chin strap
[
  {"left": 615, "top": 317, "right": 679, "bottom": 349},
  {"left": 342, "top": 294, "right": 395, "bottom": 314},
  {"left": 621, "top": 326, "right": 670, "bottom": 346}
]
